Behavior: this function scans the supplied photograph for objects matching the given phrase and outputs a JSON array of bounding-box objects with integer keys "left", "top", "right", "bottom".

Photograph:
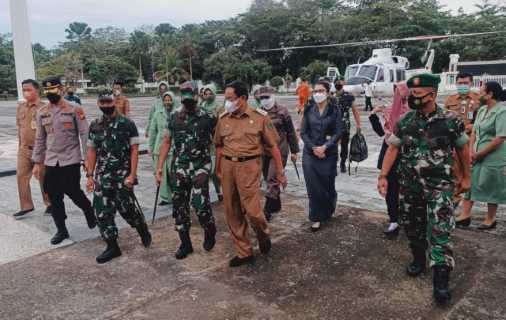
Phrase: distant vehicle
[
  {"left": 258, "top": 31, "right": 506, "bottom": 97},
  {"left": 326, "top": 67, "right": 341, "bottom": 83}
]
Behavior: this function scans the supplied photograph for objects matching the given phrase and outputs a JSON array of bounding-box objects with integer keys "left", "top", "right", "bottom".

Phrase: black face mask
[
  {"left": 408, "top": 93, "right": 433, "bottom": 110},
  {"left": 335, "top": 84, "right": 343, "bottom": 91},
  {"left": 67, "top": 91, "right": 74, "bottom": 96},
  {"left": 99, "top": 106, "right": 115, "bottom": 116},
  {"left": 182, "top": 99, "right": 197, "bottom": 110},
  {"left": 46, "top": 93, "right": 61, "bottom": 104}
]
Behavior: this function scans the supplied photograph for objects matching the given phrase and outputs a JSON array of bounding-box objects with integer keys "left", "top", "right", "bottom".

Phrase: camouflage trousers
[
  {"left": 399, "top": 178, "right": 456, "bottom": 269},
  {"left": 93, "top": 175, "right": 146, "bottom": 241},
  {"left": 170, "top": 158, "right": 215, "bottom": 233}
]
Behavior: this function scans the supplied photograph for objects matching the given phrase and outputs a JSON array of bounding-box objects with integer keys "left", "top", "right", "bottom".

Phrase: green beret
[{"left": 407, "top": 73, "right": 441, "bottom": 89}]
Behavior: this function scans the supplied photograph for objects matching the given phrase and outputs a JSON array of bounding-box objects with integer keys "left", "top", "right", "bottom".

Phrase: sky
[{"left": 0, "top": 0, "right": 496, "bottom": 47}]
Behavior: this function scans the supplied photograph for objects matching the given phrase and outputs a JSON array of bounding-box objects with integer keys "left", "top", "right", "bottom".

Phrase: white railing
[{"left": 439, "top": 72, "right": 506, "bottom": 94}]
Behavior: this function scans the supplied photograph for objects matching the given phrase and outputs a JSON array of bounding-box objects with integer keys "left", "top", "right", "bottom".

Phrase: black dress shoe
[
  {"left": 455, "top": 217, "right": 471, "bottom": 228},
  {"left": 259, "top": 238, "right": 271, "bottom": 255},
  {"left": 217, "top": 194, "right": 224, "bottom": 202},
  {"left": 50, "top": 230, "right": 70, "bottom": 245},
  {"left": 477, "top": 221, "right": 497, "bottom": 230},
  {"left": 229, "top": 255, "right": 255, "bottom": 268},
  {"left": 13, "top": 208, "right": 34, "bottom": 218},
  {"left": 383, "top": 227, "right": 399, "bottom": 240},
  {"left": 175, "top": 231, "right": 193, "bottom": 260}
]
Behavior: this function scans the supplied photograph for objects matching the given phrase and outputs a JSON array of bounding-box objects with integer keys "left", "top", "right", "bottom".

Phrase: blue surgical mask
[{"left": 456, "top": 84, "right": 470, "bottom": 95}]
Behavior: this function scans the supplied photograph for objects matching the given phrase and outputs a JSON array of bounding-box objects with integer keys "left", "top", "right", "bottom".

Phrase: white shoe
[{"left": 311, "top": 222, "right": 321, "bottom": 231}]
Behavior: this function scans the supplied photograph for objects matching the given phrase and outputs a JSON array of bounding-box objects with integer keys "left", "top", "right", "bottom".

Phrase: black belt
[{"left": 224, "top": 155, "right": 260, "bottom": 162}]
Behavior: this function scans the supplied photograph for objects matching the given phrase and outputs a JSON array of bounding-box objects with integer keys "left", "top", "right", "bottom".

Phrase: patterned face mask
[{"left": 408, "top": 92, "right": 433, "bottom": 110}]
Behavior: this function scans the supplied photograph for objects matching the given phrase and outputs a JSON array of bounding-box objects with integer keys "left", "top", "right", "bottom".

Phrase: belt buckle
[{"left": 231, "top": 157, "right": 239, "bottom": 162}]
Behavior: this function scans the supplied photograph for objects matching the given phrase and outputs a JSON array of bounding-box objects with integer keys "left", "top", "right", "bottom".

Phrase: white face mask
[
  {"left": 260, "top": 96, "right": 275, "bottom": 110},
  {"left": 224, "top": 99, "right": 239, "bottom": 113},
  {"left": 313, "top": 93, "right": 327, "bottom": 104},
  {"left": 114, "top": 89, "right": 121, "bottom": 96}
]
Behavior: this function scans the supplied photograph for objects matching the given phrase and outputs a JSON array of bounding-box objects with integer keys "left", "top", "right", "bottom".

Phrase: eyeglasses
[
  {"left": 259, "top": 96, "right": 271, "bottom": 100},
  {"left": 43, "top": 88, "right": 60, "bottom": 95}
]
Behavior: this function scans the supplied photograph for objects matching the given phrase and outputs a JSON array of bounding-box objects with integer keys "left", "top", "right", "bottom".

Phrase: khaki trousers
[
  {"left": 17, "top": 146, "right": 50, "bottom": 210},
  {"left": 221, "top": 157, "right": 270, "bottom": 258}
]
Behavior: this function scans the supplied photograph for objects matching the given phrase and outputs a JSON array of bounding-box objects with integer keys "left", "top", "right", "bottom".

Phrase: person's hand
[
  {"left": 465, "top": 124, "right": 474, "bottom": 134},
  {"left": 216, "top": 167, "right": 222, "bottom": 181},
  {"left": 155, "top": 169, "right": 163, "bottom": 186},
  {"left": 277, "top": 173, "right": 288, "bottom": 190},
  {"left": 32, "top": 164, "right": 41, "bottom": 180},
  {"left": 372, "top": 106, "right": 384, "bottom": 114},
  {"left": 124, "top": 175, "right": 136, "bottom": 189},
  {"left": 291, "top": 153, "right": 298, "bottom": 162},
  {"left": 356, "top": 127, "right": 362, "bottom": 134},
  {"left": 460, "top": 177, "right": 471, "bottom": 193},
  {"left": 377, "top": 176, "right": 388, "bottom": 197},
  {"left": 86, "top": 177, "right": 94, "bottom": 193},
  {"left": 313, "top": 146, "right": 326, "bottom": 158},
  {"left": 472, "top": 151, "right": 484, "bottom": 163}
]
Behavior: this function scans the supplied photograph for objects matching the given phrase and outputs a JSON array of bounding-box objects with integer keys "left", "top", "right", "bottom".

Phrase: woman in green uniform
[
  {"left": 148, "top": 91, "right": 179, "bottom": 205},
  {"left": 457, "top": 81, "right": 506, "bottom": 229},
  {"left": 200, "top": 84, "right": 223, "bottom": 200}
]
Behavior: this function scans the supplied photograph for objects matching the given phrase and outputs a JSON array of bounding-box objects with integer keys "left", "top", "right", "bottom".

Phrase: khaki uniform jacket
[{"left": 32, "top": 101, "right": 89, "bottom": 166}]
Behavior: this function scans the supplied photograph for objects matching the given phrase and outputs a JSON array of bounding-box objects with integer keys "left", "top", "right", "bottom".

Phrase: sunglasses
[{"left": 43, "top": 87, "right": 60, "bottom": 95}]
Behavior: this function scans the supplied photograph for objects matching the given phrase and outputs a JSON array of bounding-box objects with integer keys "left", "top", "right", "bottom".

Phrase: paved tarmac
[{"left": 0, "top": 95, "right": 505, "bottom": 319}]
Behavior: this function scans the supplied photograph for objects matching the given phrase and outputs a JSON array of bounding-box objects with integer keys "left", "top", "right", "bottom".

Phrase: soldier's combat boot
[
  {"left": 50, "top": 219, "right": 70, "bottom": 245},
  {"left": 83, "top": 206, "right": 97, "bottom": 229},
  {"left": 136, "top": 223, "right": 152, "bottom": 248},
  {"left": 96, "top": 239, "right": 122, "bottom": 264},
  {"left": 203, "top": 223, "right": 216, "bottom": 252},
  {"left": 406, "top": 246, "right": 426, "bottom": 277},
  {"left": 175, "top": 231, "right": 193, "bottom": 260},
  {"left": 433, "top": 265, "right": 452, "bottom": 305}
]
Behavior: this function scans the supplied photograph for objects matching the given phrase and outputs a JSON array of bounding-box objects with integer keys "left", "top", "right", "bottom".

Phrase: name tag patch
[{"left": 63, "top": 122, "right": 74, "bottom": 129}]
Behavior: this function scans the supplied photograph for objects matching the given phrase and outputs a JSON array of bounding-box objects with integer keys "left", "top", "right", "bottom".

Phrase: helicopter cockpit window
[
  {"left": 345, "top": 66, "right": 360, "bottom": 80},
  {"left": 357, "top": 65, "right": 377, "bottom": 80},
  {"left": 376, "top": 68, "right": 385, "bottom": 82}
]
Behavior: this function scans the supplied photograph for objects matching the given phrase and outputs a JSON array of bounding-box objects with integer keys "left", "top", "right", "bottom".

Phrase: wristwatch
[{"left": 86, "top": 172, "right": 94, "bottom": 178}]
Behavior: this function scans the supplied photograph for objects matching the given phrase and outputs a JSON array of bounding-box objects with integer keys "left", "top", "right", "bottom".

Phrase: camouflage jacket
[
  {"left": 88, "top": 114, "right": 140, "bottom": 177},
  {"left": 167, "top": 107, "right": 216, "bottom": 163},
  {"left": 337, "top": 91, "right": 355, "bottom": 133},
  {"left": 388, "top": 105, "right": 468, "bottom": 182},
  {"left": 263, "top": 103, "right": 299, "bottom": 157}
]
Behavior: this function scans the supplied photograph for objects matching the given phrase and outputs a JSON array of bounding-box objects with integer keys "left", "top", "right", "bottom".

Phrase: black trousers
[
  {"left": 44, "top": 163, "right": 92, "bottom": 223},
  {"left": 339, "top": 131, "right": 350, "bottom": 165},
  {"left": 365, "top": 97, "right": 373, "bottom": 111},
  {"left": 378, "top": 141, "right": 400, "bottom": 223}
]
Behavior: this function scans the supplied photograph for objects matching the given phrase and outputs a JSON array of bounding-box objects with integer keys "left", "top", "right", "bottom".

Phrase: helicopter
[{"left": 257, "top": 31, "right": 506, "bottom": 97}]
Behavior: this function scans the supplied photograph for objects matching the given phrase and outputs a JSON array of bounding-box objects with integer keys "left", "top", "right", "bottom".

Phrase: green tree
[{"left": 88, "top": 55, "right": 137, "bottom": 85}]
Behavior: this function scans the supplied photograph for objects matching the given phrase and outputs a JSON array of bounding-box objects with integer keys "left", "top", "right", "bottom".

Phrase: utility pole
[{"left": 9, "top": 0, "right": 36, "bottom": 100}]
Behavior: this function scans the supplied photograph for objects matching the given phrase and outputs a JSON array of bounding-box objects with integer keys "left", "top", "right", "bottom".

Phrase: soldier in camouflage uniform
[
  {"left": 378, "top": 74, "right": 471, "bottom": 305},
  {"left": 257, "top": 86, "right": 299, "bottom": 220},
  {"left": 156, "top": 82, "right": 217, "bottom": 260},
  {"left": 335, "top": 77, "right": 361, "bottom": 173},
  {"left": 86, "top": 90, "right": 152, "bottom": 264}
]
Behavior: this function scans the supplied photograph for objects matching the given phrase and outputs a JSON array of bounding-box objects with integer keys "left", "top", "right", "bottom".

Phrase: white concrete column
[{"left": 9, "top": 0, "right": 35, "bottom": 100}]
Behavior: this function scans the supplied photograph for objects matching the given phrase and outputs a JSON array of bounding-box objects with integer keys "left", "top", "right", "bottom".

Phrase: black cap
[{"left": 42, "top": 76, "right": 62, "bottom": 89}]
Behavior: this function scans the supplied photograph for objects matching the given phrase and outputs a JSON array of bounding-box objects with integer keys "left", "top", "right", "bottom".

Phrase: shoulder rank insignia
[
  {"left": 255, "top": 108, "right": 268, "bottom": 116},
  {"left": 219, "top": 111, "right": 229, "bottom": 118}
]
